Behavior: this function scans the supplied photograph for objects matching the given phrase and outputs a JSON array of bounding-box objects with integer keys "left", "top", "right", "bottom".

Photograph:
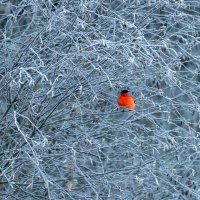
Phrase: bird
[{"left": 117, "top": 90, "right": 135, "bottom": 111}]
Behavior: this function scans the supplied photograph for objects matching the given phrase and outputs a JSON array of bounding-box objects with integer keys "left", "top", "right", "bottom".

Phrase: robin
[{"left": 117, "top": 90, "right": 135, "bottom": 111}]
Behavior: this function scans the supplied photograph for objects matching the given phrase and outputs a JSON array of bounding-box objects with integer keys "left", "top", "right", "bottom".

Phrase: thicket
[{"left": 0, "top": 0, "right": 200, "bottom": 199}]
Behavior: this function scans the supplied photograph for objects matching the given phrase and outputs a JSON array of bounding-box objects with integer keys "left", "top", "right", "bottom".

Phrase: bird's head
[{"left": 120, "top": 90, "right": 129, "bottom": 96}]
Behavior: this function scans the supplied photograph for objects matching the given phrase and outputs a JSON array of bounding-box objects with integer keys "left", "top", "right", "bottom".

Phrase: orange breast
[{"left": 117, "top": 95, "right": 135, "bottom": 110}]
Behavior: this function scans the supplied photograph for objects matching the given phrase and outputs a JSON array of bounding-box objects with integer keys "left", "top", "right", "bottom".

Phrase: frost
[{"left": 1, "top": 0, "right": 200, "bottom": 199}]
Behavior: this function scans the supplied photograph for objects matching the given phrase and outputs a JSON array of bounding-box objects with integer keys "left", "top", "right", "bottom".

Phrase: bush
[{"left": 1, "top": 0, "right": 200, "bottom": 199}]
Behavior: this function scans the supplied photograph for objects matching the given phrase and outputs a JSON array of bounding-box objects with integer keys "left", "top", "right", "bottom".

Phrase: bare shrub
[{"left": 0, "top": 0, "right": 200, "bottom": 199}]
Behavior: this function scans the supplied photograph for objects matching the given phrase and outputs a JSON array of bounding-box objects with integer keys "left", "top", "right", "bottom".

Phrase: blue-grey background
[{"left": 0, "top": 0, "right": 200, "bottom": 199}]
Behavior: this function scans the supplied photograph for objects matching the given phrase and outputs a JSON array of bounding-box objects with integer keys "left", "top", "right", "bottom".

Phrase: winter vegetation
[{"left": 0, "top": 0, "right": 200, "bottom": 199}]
